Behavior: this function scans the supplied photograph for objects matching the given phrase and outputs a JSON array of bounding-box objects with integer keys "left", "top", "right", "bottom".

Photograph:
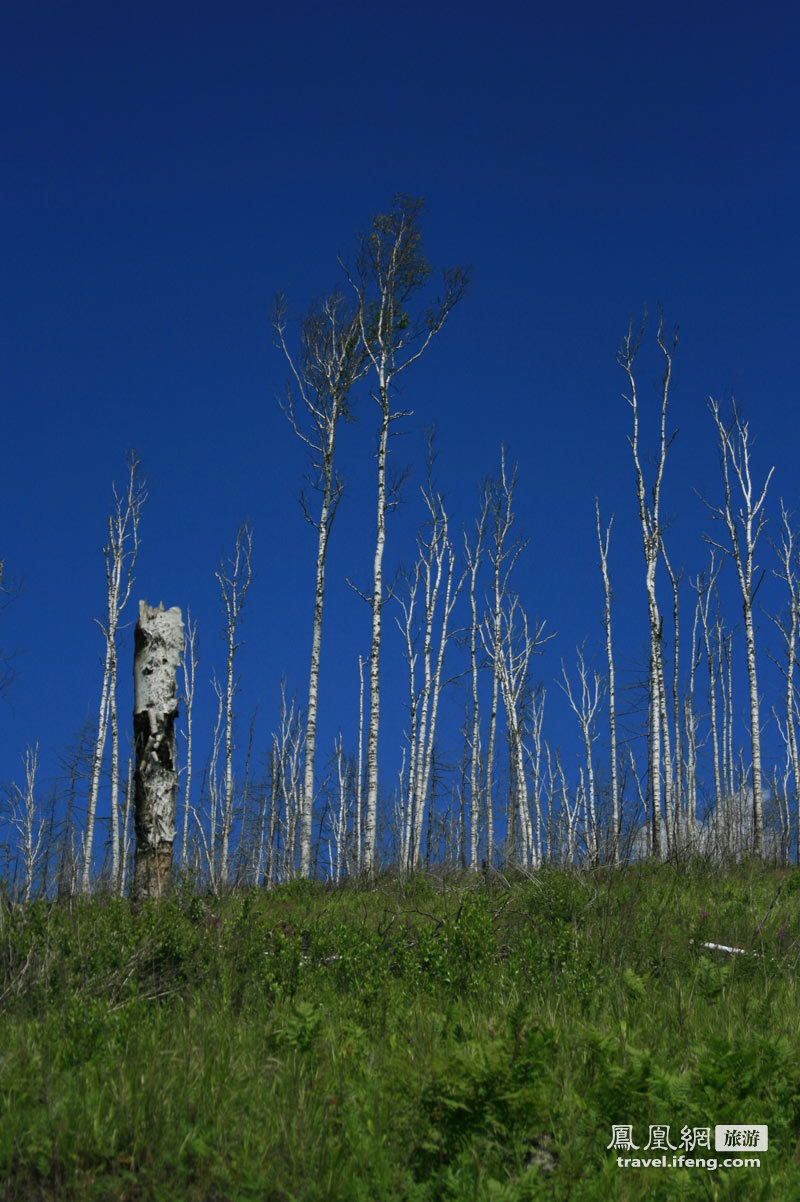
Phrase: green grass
[{"left": 2, "top": 861, "right": 800, "bottom": 1199}]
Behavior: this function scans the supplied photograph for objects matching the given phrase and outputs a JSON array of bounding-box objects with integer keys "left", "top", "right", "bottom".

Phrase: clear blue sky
[{"left": 3, "top": 1, "right": 800, "bottom": 843}]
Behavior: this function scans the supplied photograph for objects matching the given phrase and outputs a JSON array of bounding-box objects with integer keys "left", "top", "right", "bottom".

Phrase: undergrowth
[{"left": 1, "top": 860, "right": 800, "bottom": 1199}]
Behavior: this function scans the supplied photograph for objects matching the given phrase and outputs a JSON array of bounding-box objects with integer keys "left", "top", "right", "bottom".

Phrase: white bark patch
[{"left": 133, "top": 600, "right": 184, "bottom": 901}]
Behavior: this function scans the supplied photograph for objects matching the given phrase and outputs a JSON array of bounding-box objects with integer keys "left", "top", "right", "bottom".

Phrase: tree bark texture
[{"left": 133, "top": 601, "right": 184, "bottom": 902}]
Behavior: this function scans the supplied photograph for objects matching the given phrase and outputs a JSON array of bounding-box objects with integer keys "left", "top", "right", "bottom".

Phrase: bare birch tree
[
  {"left": 397, "top": 468, "right": 463, "bottom": 871},
  {"left": 196, "top": 673, "right": 225, "bottom": 891},
  {"left": 618, "top": 313, "right": 677, "bottom": 859},
  {"left": 485, "top": 595, "right": 550, "bottom": 868},
  {"left": 718, "top": 623, "right": 736, "bottom": 830},
  {"left": 275, "top": 294, "right": 367, "bottom": 878},
  {"left": 82, "top": 452, "right": 146, "bottom": 894},
  {"left": 119, "top": 752, "right": 134, "bottom": 894},
  {"left": 560, "top": 650, "right": 603, "bottom": 865},
  {"left": 684, "top": 586, "right": 702, "bottom": 846},
  {"left": 692, "top": 555, "right": 723, "bottom": 816},
  {"left": 179, "top": 612, "right": 198, "bottom": 871},
  {"left": 706, "top": 399, "right": 774, "bottom": 856},
  {"left": 484, "top": 450, "right": 527, "bottom": 867},
  {"left": 661, "top": 544, "right": 683, "bottom": 849},
  {"left": 355, "top": 653, "right": 365, "bottom": 875},
  {"left": 11, "top": 743, "right": 42, "bottom": 903},
  {"left": 345, "top": 196, "right": 468, "bottom": 880},
  {"left": 595, "top": 500, "right": 619, "bottom": 862},
  {"left": 215, "top": 525, "right": 253, "bottom": 889},
  {"left": 464, "top": 486, "right": 489, "bottom": 866},
  {"left": 525, "top": 686, "right": 547, "bottom": 865},
  {"left": 769, "top": 502, "right": 800, "bottom": 860},
  {"left": 272, "top": 682, "right": 303, "bottom": 879}
]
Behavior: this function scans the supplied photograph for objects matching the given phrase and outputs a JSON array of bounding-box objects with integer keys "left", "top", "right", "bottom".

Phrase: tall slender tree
[
  {"left": 345, "top": 196, "right": 468, "bottom": 880},
  {"left": 595, "top": 500, "right": 619, "bottom": 862},
  {"left": 82, "top": 452, "right": 145, "bottom": 894},
  {"left": 179, "top": 612, "right": 198, "bottom": 871},
  {"left": 275, "top": 294, "right": 368, "bottom": 878},
  {"left": 397, "top": 460, "right": 462, "bottom": 871},
  {"left": 618, "top": 313, "right": 678, "bottom": 859},
  {"left": 692, "top": 554, "right": 723, "bottom": 818},
  {"left": 706, "top": 400, "right": 774, "bottom": 856},
  {"left": 484, "top": 449, "right": 527, "bottom": 867},
  {"left": 464, "top": 485, "right": 489, "bottom": 866},
  {"left": 215, "top": 524, "right": 253, "bottom": 889},
  {"left": 560, "top": 649, "right": 602, "bottom": 865},
  {"left": 11, "top": 743, "right": 42, "bottom": 903},
  {"left": 770, "top": 503, "right": 800, "bottom": 860}
]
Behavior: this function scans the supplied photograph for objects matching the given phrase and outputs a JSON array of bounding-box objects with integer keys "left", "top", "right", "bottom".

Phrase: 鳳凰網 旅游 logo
[{"left": 607, "top": 1122, "right": 767, "bottom": 1171}]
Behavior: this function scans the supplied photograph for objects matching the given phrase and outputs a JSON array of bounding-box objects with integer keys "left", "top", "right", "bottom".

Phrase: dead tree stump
[{"left": 132, "top": 600, "right": 184, "bottom": 902}]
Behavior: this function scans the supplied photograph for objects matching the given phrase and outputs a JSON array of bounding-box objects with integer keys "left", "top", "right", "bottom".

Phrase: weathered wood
[{"left": 132, "top": 601, "right": 184, "bottom": 902}]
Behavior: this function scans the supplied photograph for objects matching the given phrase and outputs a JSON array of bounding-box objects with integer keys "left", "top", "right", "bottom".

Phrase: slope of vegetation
[{"left": 2, "top": 861, "right": 800, "bottom": 1200}]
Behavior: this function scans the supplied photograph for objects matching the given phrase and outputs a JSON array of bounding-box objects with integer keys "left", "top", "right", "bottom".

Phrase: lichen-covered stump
[{"left": 132, "top": 601, "right": 184, "bottom": 902}]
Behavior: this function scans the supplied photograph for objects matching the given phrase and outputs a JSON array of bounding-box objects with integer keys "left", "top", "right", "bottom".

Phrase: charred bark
[{"left": 132, "top": 601, "right": 184, "bottom": 902}]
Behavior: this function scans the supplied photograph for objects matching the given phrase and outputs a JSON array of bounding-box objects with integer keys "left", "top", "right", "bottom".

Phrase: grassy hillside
[{"left": 1, "top": 861, "right": 799, "bottom": 1200}]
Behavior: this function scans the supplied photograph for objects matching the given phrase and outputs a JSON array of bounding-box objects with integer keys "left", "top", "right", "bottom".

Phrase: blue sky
[{"left": 3, "top": 1, "right": 800, "bottom": 848}]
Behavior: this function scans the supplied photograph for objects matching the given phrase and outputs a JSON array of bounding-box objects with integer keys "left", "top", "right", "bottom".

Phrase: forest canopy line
[{"left": 2, "top": 195, "right": 798, "bottom": 902}]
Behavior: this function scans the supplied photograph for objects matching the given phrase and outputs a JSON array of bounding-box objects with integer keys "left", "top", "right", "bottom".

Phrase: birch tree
[
  {"left": 618, "top": 313, "right": 677, "bottom": 859},
  {"left": 684, "top": 586, "right": 702, "bottom": 846},
  {"left": 485, "top": 595, "right": 550, "bottom": 868},
  {"left": 179, "top": 612, "right": 198, "bottom": 871},
  {"left": 769, "top": 502, "right": 800, "bottom": 859},
  {"left": 275, "top": 294, "right": 367, "bottom": 878},
  {"left": 719, "top": 623, "right": 736, "bottom": 826},
  {"left": 272, "top": 682, "right": 303, "bottom": 879},
  {"left": 464, "top": 486, "right": 489, "bottom": 866},
  {"left": 215, "top": 524, "right": 253, "bottom": 889},
  {"left": 560, "top": 650, "right": 602, "bottom": 865},
  {"left": 484, "top": 450, "right": 527, "bottom": 867},
  {"left": 706, "top": 399, "right": 774, "bottom": 856},
  {"left": 397, "top": 468, "right": 462, "bottom": 871},
  {"left": 82, "top": 452, "right": 146, "bottom": 894},
  {"left": 692, "top": 555, "right": 723, "bottom": 816},
  {"left": 346, "top": 196, "right": 468, "bottom": 880},
  {"left": 595, "top": 500, "right": 619, "bottom": 862},
  {"left": 11, "top": 743, "right": 43, "bottom": 903},
  {"left": 355, "top": 653, "right": 365, "bottom": 875},
  {"left": 196, "top": 674, "right": 225, "bottom": 891}
]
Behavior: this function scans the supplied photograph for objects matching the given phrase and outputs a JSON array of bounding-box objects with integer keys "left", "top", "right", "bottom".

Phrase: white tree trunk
[
  {"left": 12, "top": 744, "right": 42, "bottom": 903},
  {"left": 595, "top": 502, "right": 619, "bottom": 862},
  {"left": 275, "top": 294, "right": 367, "bottom": 880},
  {"left": 694, "top": 557, "right": 723, "bottom": 816},
  {"left": 216, "top": 526, "right": 252, "bottom": 888},
  {"left": 772, "top": 505, "right": 800, "bottom": 861},
  {"left": 356, "top": 654, "right": 365, "bottom": 875},
  {"left": 707, "top": 399, "right": 774, "bottom": 857},
  {"left": 463, "top": 488, "right": 488, "bottom": 867},
  {"left": 346, "top": 198, "right": 468, "bottom": 880},
  {"left": 132, "top": 601, "right": 184, "bottom": 902},
  {"left": 618, "top": 317, "right": 677, "bottom": 861},
  {"left": 364, "top": 408, "right": 389, "bottom": 880},
  {"left": 82, "top": 453, "right": 144, "bottom": 894},
  {"left": 180, "top": 613, "right": 197, "bottom": 871},
  {"left": 561, "top": 651, "right": 601, "bottom": 865},
  {"left": 109, "top": 646, "right": 122, "bottom": 892},
  {"left": 300, "top": 500, "right": 330, "bottom": 876},
  {"left": 83, "top": 644, "right": 112, "bottom": 893},
  {"left": 484, "top": 450, "right": 525, "bottom": 867}
]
